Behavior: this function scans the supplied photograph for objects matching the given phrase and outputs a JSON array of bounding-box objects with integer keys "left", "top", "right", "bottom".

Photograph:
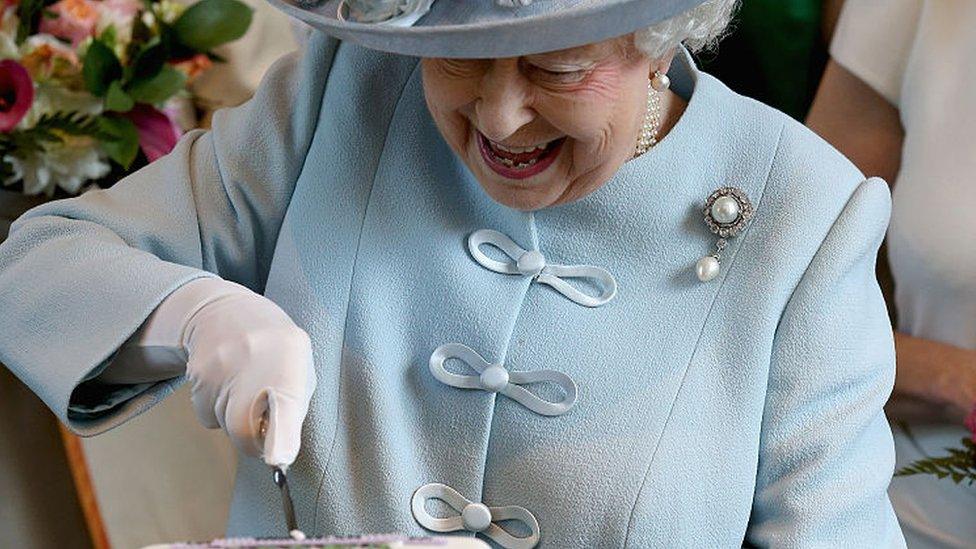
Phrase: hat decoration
[
  {"left": 339, "top": 0, "right": 435, "bottom": 26},
  {"left": 340, "top": 0, "right": 536, "bottom": 26}
]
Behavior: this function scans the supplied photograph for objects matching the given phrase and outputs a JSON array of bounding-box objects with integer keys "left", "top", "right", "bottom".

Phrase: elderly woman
[{"left": 0, "top": 0, "right": 904, "bottom": 546}]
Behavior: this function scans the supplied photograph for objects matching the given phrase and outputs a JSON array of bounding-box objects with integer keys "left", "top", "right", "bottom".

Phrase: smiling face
[{"left": 421, "top": 36, "right": 662, "bottom": 211}]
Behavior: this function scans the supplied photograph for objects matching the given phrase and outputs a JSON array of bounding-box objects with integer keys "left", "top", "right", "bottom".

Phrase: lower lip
[{"left": 477, "top": 132, "right": 564, "bottom": 180}]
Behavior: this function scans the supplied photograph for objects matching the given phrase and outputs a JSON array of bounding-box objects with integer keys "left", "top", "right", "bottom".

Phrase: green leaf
[
  {"left": 896, "top": 438, "right": 976, "bottom": 484},
  {"left": 100, "top": 24, "right": 118, "bottom": 49},
  {"left": 32, "top": 112, "right": 103, "bottom": 137},
  {"left": 83, "top": 41, "right": 123, "bottom": 97},
  {"left": 172, "top": 0, "right": 252, "bottom": 51},
  {"left": 97, "top": 117, "right": 140, "bottom": 169},
  {"left": 16, "top": 0, "right": 48, "bottom": 44},
  {"left": 105, "top": 81, "right": 135, "bottom": 112},
  {"left": 127, "top": 65, "right": 186, "bottom": 105},
  {"left": 125, "top": 37, "right": 166, "bottom": 85}
]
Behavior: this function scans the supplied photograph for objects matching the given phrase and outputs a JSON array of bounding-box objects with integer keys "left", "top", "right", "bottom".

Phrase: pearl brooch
[{"left": 697, "top": 186, "right": 754, "bottom": 282}]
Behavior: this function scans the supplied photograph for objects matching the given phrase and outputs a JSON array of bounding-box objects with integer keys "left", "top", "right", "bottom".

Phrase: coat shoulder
[
  {"left": 734, "top": 93, "right": 889, "bottom": 257},
  {"left": 710, "top": 83, "right": 891, "bottom": 301}
]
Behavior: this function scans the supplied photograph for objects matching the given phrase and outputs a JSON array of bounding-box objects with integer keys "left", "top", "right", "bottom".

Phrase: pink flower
[
  {"left": 0, "top": 60, "right": 34, "bottom": 132},
  {"left": 124, "top": 104, "right": 181, "bottom": 162},
  {"left": 21, "top": 35, "right": 82, "bottom": 80},
  {"left": 39, "top": 0, "right": 99, "bottom": 47},
  {"left": 965, "top": 403, "right": 976, "bottom": 444},
  {"left": 97, "top": 0, "right": 141, "bottom": 33},
  {"left": 99, "top": 0, "right": 140, "bottom": 18}
]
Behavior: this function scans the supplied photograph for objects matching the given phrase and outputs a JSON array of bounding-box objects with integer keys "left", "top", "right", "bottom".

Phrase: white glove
[{"left": 131, "top": 277, "right": 316, "bottom": 467}]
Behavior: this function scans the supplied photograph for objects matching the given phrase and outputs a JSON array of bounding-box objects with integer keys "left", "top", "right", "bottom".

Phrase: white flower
[
  {"left": 0, "top": 7, "right": 20, "bottom": 59},
  {"left": 5, "top": 141, "right": 111, "bottom": 196},
  {"left": 97, "top": 0, "right": 143, "bottom": 54},
  {"left": 344, "top": 0, "right": 435, "bottom": 26},
  {"left": 154, "top": 0, "right": 186, "bottom": 25}
]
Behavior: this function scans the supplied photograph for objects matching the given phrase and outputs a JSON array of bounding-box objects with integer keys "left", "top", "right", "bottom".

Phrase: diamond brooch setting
[{"left": 696, "top": 186, "right": 754, "bottom": 282}]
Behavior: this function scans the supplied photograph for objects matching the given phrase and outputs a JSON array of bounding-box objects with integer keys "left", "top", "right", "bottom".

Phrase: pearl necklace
[{"left": 633, "top": 80, "right": 664, "bottom": 158}]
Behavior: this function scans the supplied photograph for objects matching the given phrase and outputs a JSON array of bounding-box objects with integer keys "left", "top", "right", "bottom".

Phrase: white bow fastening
[
  {"left": 411, "top": 483, "right": 540, "bottom": 549},
  {"left": 467, "top": 229, "right": 617, "bottom": 308},
  {"left": 429, "top": 343, "right": 577, "bottom": 416}
]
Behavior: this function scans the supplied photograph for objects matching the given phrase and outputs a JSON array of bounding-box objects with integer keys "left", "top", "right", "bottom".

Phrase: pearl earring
[
  {"left": 651, "top": 70, "right": 670, "bottom": 92},
  {"left": 696, "top": 187, "right": 754, "bottom": 282},
  {"left": 634, "top": 78, "right": 664, "bottom": 157}
]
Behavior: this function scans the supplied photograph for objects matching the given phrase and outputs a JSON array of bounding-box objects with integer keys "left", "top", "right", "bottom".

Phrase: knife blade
[{"left": 258, "top": 411, "right": 304, "bottom": 540}]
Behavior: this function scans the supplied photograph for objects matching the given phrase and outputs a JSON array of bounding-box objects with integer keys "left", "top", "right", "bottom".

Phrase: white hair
[{"left": 633, "top": 0, "right": 740, "bottom": 58}]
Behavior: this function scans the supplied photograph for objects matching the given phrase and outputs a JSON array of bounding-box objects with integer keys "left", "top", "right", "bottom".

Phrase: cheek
[
  {"left": 421, "top": 69, "right": 476, "bottom": 147},
  {"left": 539, "top": 66, "right": 642, "bottom": 145}
]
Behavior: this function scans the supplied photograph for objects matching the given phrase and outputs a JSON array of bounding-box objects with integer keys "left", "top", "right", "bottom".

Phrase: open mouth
[{"left": 477, "top": 131, "right": 565, "bottom": 180}]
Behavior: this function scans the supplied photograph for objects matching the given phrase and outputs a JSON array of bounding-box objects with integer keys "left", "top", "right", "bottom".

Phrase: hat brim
[{"left": 267, "top": 0, "right": 709, "bottom": 58}]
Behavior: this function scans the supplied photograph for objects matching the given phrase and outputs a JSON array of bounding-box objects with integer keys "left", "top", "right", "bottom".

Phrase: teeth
[
  {"left": 492, "top": 141, "right": 549, "bottom": 154},
  {"left": 493, "top": 153, "right": 539, "bottom": 169}
]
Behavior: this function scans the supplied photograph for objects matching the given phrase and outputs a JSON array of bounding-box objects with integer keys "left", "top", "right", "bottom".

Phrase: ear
[{"left": 650, "top": 50, "right": 677, "bottom": 77}]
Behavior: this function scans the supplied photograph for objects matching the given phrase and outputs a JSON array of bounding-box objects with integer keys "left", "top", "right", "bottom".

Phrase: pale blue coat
[{"left": 0, "top": 32, "right": 906, "bottom": 547}]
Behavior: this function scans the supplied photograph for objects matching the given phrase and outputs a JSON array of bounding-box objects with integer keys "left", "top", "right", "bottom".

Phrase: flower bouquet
[
  {"left": 0, "top": 0, "right": 253, "bottom": 196},
  {"left": 896, "top": 405, "right": 976, "bottom": 485}
]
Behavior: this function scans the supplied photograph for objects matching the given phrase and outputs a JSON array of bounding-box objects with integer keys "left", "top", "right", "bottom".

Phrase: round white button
[
  {"left": 711, "top": 195, "right": 740, "bottom": 225},
  {"left": 461, "top": 503, "right": 492, "bottom": 532},
  {"left": 516, "top": 250, "right": 545, "bottom": 275},
  {"left": 480, "top": 365, "right": 510, "bottom": 392}
]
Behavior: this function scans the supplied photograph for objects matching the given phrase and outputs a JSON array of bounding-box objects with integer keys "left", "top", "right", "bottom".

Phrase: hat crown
[{"left": 268, "top": 0, "right": 710, "bottom": 58}]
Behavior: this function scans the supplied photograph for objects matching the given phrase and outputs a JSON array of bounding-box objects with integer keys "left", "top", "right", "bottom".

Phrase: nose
[{"left": 475, "top": 59, "right": 535, "bottom": 141}]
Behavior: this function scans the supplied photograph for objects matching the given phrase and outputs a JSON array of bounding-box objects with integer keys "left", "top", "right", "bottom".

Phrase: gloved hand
[{"left": 138, "top": 277, "right": 316, "bottom": 467}]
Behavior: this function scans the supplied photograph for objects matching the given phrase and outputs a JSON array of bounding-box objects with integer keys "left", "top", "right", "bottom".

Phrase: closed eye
[
  {"left": 522, "top": 61, "right": 590, "bottom": 85},
  {"left": 436, "top": 58, "right": 488, "bottom": 78}
]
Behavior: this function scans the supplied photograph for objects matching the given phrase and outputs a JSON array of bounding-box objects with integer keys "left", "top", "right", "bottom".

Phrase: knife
[{"left": 258, "top": 412, "right": 304, "bottom": 540}]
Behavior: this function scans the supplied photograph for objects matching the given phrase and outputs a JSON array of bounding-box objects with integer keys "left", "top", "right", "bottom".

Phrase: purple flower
[
  {"left": 965, "top": 403, "right": 976, "bottom": 444},
  {"left": 0, "top": 60, "right": 34, "bottom": 133},
  {"left": 124, "top": 104, "right": 181, "bottom": 162}
]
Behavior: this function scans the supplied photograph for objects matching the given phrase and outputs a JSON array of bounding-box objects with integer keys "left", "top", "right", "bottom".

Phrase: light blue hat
[{"left": 266, "top": 0, "right": 710, "bottom": 58}]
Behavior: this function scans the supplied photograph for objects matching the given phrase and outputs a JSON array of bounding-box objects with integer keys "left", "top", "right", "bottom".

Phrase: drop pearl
[
  {"left": 711, "top": 196, "right": 740, "bottom": 225},
  {"left": 696, "top": 256, "right": 720, "bottom": 282},
  {"left": 651, "top": 71, "right": 671, "bottom": 92}
]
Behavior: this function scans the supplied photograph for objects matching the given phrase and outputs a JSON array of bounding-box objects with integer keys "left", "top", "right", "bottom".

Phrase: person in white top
[{"left": 807, "top": 1, "right": 976, "bottom": 547}]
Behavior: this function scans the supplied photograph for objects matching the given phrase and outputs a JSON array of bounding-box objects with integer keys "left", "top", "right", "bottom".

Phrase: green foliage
[
  {"left": 79, "top": 0, "right": 252, "bottom": 109},
  {"left": 96, "top": 116, "right": 140, "bottom": 169},
  {"left": 15, "top": 0, "right": 56, "bottom": 44},
  {"left": 0, "top": 112, "right": 141, "bottom": 172},
  {"left": 101, "top": 25, "right": 119, "bottom": 51},
  {"left": 0, "top": 112, "right": 103, "bottom": 151},
  {"left": 896, "top": 438, "right": 976, "bottom": 485},
  {"left": 105, "top": 81, "right": 135, "bottom": 112},
  {"left": 127, "top": 65, "right": 186, "bottom": 104},
  {"left": 0, "top": 112, "right": 110, "bottom": 181},
  {"left": 172, "top": 0, "right": 253, "bottom": 52},
  {"left": 83, "top": 41, "right": 124, "bottom": 97},
  {"left": 125, "top": 37, "right": 166, "bottom": 84}
]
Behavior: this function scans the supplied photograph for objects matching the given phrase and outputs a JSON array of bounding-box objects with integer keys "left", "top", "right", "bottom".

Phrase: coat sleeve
[
  {"left": 0, "top": 33, "right": 338, "bottom": 436},
  {"left": 745, "top": 177, "right": 906, "bottom": 547}
]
